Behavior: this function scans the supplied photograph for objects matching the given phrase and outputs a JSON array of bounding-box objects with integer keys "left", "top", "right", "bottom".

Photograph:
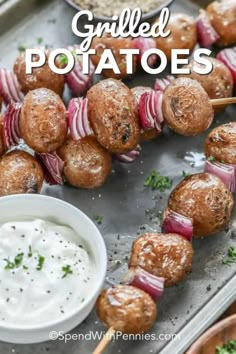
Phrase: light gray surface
[{"left": 0, "top": 0, "right": 235, "bottom": 353}]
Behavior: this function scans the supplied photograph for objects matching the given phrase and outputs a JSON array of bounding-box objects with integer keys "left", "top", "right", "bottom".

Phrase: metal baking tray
[{"left": 0, "top": 0, "right": 235, "bottom": 353}]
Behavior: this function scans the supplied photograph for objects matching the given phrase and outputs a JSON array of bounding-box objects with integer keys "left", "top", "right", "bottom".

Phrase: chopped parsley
[
  {"left": 37, "top": 37, "right": 43, "bottom": 44},
  {"left": 144, "top": 171, "right": 172, "bottom": 192},
  {"left": 94, "top": 215, "right": 103, "bottom": 225},
  {"left": 36, "top": 255, "right": 45, "bottom": 271},
  {"left": 182, "top": 171, "right": 190, "bottom": 178},
  {"left": 28, "top": 245, "right": 33, "bottom": 257},
  {"left": 62, "top": 265, "right": 73, "bottom": 278},
  {"left": 4, "top": 253, "right": 24, "bottom": 270},
  {"left": 223, "top": 246, "right": 236, "bottom": 266},
  {"left": 18, "top": 44, "right": 27, "bottom": 52},
  {"left": 208, "top": 155, "right": 216, "bottom": 162},
  {"left": 58, "top": 54, "right": 68, "bottom": 66},
  {"left": 216, "top": 340, "right": 236, "bottom": 354}
]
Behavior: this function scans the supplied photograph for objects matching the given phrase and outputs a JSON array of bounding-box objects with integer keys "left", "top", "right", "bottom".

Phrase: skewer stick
[
  {"left": 92, "top": 327, "right": 116, "bottom": 354},
  {"left": 211, "top": 97, "right": 236, "bottom": 108}
]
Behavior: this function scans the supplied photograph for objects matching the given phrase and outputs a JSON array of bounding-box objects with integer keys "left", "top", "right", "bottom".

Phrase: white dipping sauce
[{"left": 0, "top": 219, "right": 95, "bottom": 326}]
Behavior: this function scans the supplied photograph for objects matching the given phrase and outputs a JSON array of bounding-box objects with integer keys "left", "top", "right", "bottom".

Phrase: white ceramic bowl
[{"left": 0, "top": 194, "right": 107, "bottom": 344}]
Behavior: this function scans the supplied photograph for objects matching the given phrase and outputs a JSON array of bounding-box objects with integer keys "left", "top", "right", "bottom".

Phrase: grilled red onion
[
  {"left": 154, "top": 75, "right": 174, "bottom": 92},
  {"left": 139, "top": 90, "right": 164, "bottom": 131},
  {"left": 204, "top": 160, "right": 235, "bottom": 192},
  {"left": 65, "top": 46, "right": 94, "bottom": 96},
  {"left": 68, "top": 97, "right": 93, "bottom": 140},
  {"left": 133, "top": 37, "right": 157, "bottom": 67},
  {"left": 0, "top": 68, "right": 23, "bottom": 105},
  {"left": 3, "top": 102, "right": 22, "bottom": 149},
  {"left": 122, "top": 267, "right": 165, "bottom": 301},
  {"left": 35, "top": 152, "right": 64, "bottom": 185},
  {"left": 162, "top": 209, "right": 193, "bottom": 242},
  {"left": 217, "top": 47, "right": 236, "bottom": 84},
  {"left": 116, "top": 145, "right": 141, "bottom": 163},
  {"left": 196, "top": 10, "right": 220, "bottom": 47}
]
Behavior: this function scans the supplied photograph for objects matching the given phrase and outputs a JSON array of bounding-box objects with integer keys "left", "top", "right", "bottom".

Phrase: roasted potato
[
  {"left": 154, "top": 14, "right": 197, "bottom": 61},
  {"left": 91, "top": 36, "right": 137, "bottom": 79},
  {"left": 168, "top": 173, "right": 234, "bottom": 237},
  {"left": 14, "top": 51, "right": 65, "bottom": 96},
  {"left": 206, "top": 0, "right": 236, "bottom": 47},
  {"left": 162, "top": 78, "right": 214, "bottom": 136},
  {"left": 129, "top": 233, "right": 193, "bottom": 287},
  {"left": 87, "top": 79, "right": 140, "bottom": 154},
  {"left": 0, "top": 150, "right": 44, "bottom": 196},
  {"left": 57, "top": 136, "right": 112, "bottom": 189},
  {"left": 205, "top": 122, "right": 236, "bottom": 164},
  {"left": 96, "top": 285, "right": 157, "bottom": 334},
  {"left": 179, "top": 57, "right": 233, "bottom": 101},
  {"left": 20, "top": 88, "right": 68, "bottom": 153}
]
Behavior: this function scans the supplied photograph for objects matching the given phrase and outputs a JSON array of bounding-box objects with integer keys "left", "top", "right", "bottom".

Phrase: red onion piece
[
  {"left": 122, "top": 267, "right": 165, "bottom": 301},
  {"left": 35, "top": 152, "right": 64, "bottom": 186},
  {"left": 65, "top": 45, "right": 94, "bottom": 96},
  {"left": 68, "top": 97, "right": 93, "bottom": 140},
  {"left": 116, "top": 145, "right": 141, "bottom": 163},
  {"left": 217, "top": 47, "right": 236, "bottom": 84},
  {"left": 162, "top": 209, "right": 193, "bottom": 242},
  {"left": 139, "top": 90, "right": 164, "bottom": 131},
  {"left": 3, "top": 102, "right": 22, "bottom": 149},
  {"left": 133, "top": 37, "right": 157, "bottom": 67},
  {"left": 196, "top": 10, "right": 220, "bottom": 47},
  {"left": 204, "top": 160, "right": 235, "bottom": 192},
  {"left": 154, "top": 75, "right": 174, "bottom": 92},
  {"left": 0, "top": 68, "right": 24, "bottom": 105}
]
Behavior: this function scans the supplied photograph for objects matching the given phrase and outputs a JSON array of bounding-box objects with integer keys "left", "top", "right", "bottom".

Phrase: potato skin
[
  {"left": 179, "top": 58, "right": 233, "bottom": 100},
  {"left": 87, "top": 79, "right": 140, "bottom": 154},
  {"left": 154, "top": 14, "right": 197, "bottom": 61},
  {"left": 168, "top": 173, "right": 234, "bottom": 237},
  {"left": 20, "top": 88, "right": 68, "bottom": 153},
  {"left": 206, "top": 0, "right": 236, "bottom": 47},
  {"left": 0, "top": 150, "right": 44, "bottom": 196},
  {"left": 205, "top": 122, "right": 236, "bottom": 164},
  {"left": 57, "top": 136, "right": 112, "bottom": 189},
  {"left": 129, "top": 233, "right": 193, "bottom": 287},
  {"left": 14, "top": 52, "right": 65, "bottom": 96},
  {"left": 96, "top": 285, "right": 157, "bottom": 334},
  {"left": 131, "top": 86, "right": 160, "bottom": 142},
  {"left": 91, "top": 36, "right": 137, "bottom": 79},
  {"left": 162, "top": 78, "right": 214, "bottom": 136}
]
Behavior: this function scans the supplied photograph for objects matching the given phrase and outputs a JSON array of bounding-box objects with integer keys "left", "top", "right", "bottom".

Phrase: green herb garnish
[
  {"left": 28, "top": 245, "right": 33, "bottom": 257},
  {"left": 4, "top": 252, "right": 24, "bottom": 269},
  {"left": 18, "top": 44, "right": 27, "bottom": 52},
  {"left": 223, "top": 246, "right": 236, "bottom": 266},
  {"left": 144, "top": 171, "right": 172, "bottom": 192},
  {"left": 62, "top": 265, "right": 73, "bottom": 278},
  {"left": 58, "top": 54, "right": 68, "bottom": 66},
  {"left": 37, "top": 37, "right": 43, "bottom": 45},
  {"left": 4, "top": 258, "right": 16, "bottom": 270},
  {"left": 216, "top": 340, "right": 236, "bottom": 354},
  {"left": 123, "top": 106, "right": 130, "bottom": 111},
  {"left": 208, "top": 155, "right": 216, "bottom": 162},
  {"left": 36, "top": 255, "right": 45, "bottom": 271},
  {"left": 182, "top": 171, "right": 190, "bottom": 178},
  {"left": 94, "top": 215, "right": 103, "bottom": 225}
]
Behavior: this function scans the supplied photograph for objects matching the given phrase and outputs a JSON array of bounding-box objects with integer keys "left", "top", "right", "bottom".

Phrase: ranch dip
[{"left": 0, "top": 219, "right": 95, "bottom": 326}]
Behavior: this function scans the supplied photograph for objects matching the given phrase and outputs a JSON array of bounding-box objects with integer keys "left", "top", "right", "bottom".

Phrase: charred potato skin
[
  {"left": 57, "top": 136, "right": 112, "bottom": 189},
  {"left": 14, "top": 52, "right": 65, "bottom": 96},
  {"left": 96, "top": 285, "right": 157, "bottom": 334},
  {"left": 206, "top": 1, "right": 236, "bottom": 47},
  {"left": 162, "top": 78, "right": 214, "bottom": 136},
  {"left": 129, "top": 233, "right": 194, "bottom": 287},
  {"left": 205, "top": 122, "right": 236, "bottom": 164},
  {"left": 154, "top": 14, "right": 197, "bottom": 61},
  {"left": 179, "top": 58, "right": 233, "bottom": 100},
  {"left": 20, "top": 88, "right": 68, "bottom": 153},
  {"left": 168, "top": 173, "right": 234, "bottom": 237},
  {"left": 131, "top": 86, "right": 160, "bottom": 142},
  {"left": 87, "top": 79, "right": 140, "bottom": 154},
  {"left": 0, "top": 150, "right": 44, "bottom": 196},
  {"left": 91, "top": 36, "right": 137, "bottom": 79}
]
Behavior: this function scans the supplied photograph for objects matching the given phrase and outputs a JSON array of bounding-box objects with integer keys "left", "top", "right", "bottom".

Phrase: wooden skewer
[
  {"left": 211, "top": 97, "right": 236, "bottom": 108},
  {"left": 92, "top": 327, "right": 116, "bottom": 354}
]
